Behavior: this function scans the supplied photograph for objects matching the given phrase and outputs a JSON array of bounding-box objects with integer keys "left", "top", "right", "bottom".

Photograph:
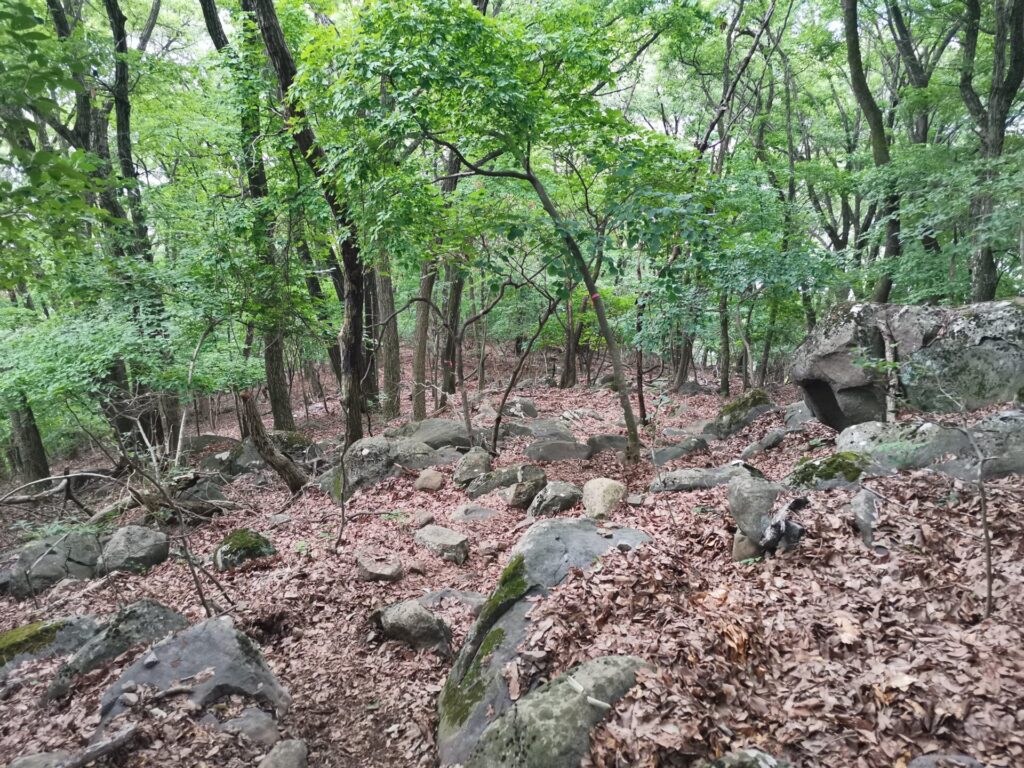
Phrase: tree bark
[
  {"left": 263, "top": 332, "right": 294, "bottom": 430},
  {"left": 411, "top": 260, "right": 437, "bottom": 421},
  {"left": 9, "top": 398, "right": 50, "bottom": 484},
  {"left": 438, "top": 264, "right": 464, "bottom": 405},
  {"left": 362, "top": 267, "right": 380, "bottom": 408},
  {"left": 239, "top": 392, "right": 308, "bottom": 492},
  {"left": 375, "top": 253, "right": 402, "bottom": 419},
  {"left": 718, "top": 291, "right": 730, "bottom": 397}
]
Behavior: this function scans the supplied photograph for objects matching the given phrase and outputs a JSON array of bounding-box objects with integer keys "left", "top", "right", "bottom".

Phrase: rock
[
  {"left": 502, "top": 397, "right": 538, "bottom": 418},
  {"left": 213, "top": 528, "right": 276, "bottom": 571},
  {"left": 177, "top": 477, "right": 227, "bottom": 505},
  {"left": 697, "top": 748, "right": 792, "bottom": 767},
  {"left": 419, "top": 588, "right": 487, "bottom": 615},
  {"left": 393, "top": 418, "right": 472, "bottom": 450},
  {"left": 372, "top": 599, "right": 451, "bottom": 653},
  {"left": 100, "top": 616, "right": 290, "bottom": 727},
  {"left": 466, "top": 655, "right": 650, "bottom": 768},
  {"left": 502, "top": 419, "right": 575, "bottom": 442},
  {"left": 180, "top": 433, "right": 240, "bottom": 456},
  {"left": 728, "top": 475, "right": 783, "bottom": 543},
  {"left": 652, "top": 437, "right": 707, "bottom": 465},
  {"left": 268, "top": 514, "right": 292, "bottom": 527},
  {"left": 437, "top": 519, "right": 650, "bottom": 766},
  {"left": 7, "top": 532, "right": 101, "bottom": 599},
  {"left": 787, "top": 451, "right": 872, "bottom": 489},
  {"left": 8, "top": 752, "right": 74, "bottom": 768},
  {"left": 355, "top": 552, "right": 403, "bottom": 582},
  {"left": 585, "top": 434, "right": 629, "bottom": 455},
  {"left": 414, "top": 525, "right": 470, "bottom": 564},
  {"left": 451, "top": 504, "right": 502, "bottom": 522},
  {"left": 625, "top": 493, "right": 644, "bottom": 507},
  {"left": 267, "top": 430, "right": 314, "bottom": 460},
  {"left": 1, "top": 616, "right": 99, "bottom": 670},
  {"left": 524, "top": 439, "right": 592, "bottom": 462},
  {"left": 478, "top": 540, "right": 499, "bottom": 557},
  {"left": 526, "top": 481, "right": 582, "bottom": 517},
  {"left": 221, "top": 707, "right": 279, "bottom": 748},
  {"left": 650, "top": 463, "right": 758, "bottom": 493},
  {"left": 454, "top": 448, "right": 492, "bottom": 486},
  {"left": 562, "top": 408, "right": 602, "bottom": 422},
  {"left": 791, "top": 300, "right": 1024, "bottom": 429},
  {"left": 732, "top": 531, "right": 762, "bottom": 561},
  {"left": 499, "top": 466, "right": 548, "bottom": 509},
  {"left": 199, "top": 437, "right": 267, "bottom": 479},
  {"left": 322, "top": 436, "right": 441, "bottom": 501},
  {"left": 99, "top": 526, "right": 169, "bottom": 574},
  {"left": 465, "top": 465, "right": 521, "bottom": 498},
  {"left": 850, "top": 489, "right": 877, "bottom": 546},
  {"left": 906, "top": 754, "right": 983, "bottom": 768},
  {"left": 47, "top": 599, "right": 187, "bottom": 700},
  {"left": 836, "top": 411, "right": 1024, "bottom": 480},
  {"left": 710, "top": 389, "right": 775, "bottom": 438},
  {"left": 411, "top": 511, "right": 435, "bottom": 529},
  {"left": 784, "top": 401, "right": 815, "bottom": 430},
  {"left": 740, "top": 428, "right": 787, "bottom": 459},
  {"left": 257, "top": 740, "right": 308, "bottom": 768},
  {"left": 414, "top": 468, "right": 444, "bottom": 491},
  {"left": 582, "top": 478, "right": 627, "bottom": 519}
]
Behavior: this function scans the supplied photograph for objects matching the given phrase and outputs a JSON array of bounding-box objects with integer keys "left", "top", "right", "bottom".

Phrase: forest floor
[{"left": 1, "top": 362, "right": 1022, "bottom": 768}]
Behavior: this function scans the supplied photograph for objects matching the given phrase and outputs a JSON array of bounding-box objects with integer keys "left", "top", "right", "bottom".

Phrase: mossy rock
[
  {"left": 790, "top": 451, "right": 870, "bottom": 488},
  {"left": 714, "top": 389, "right": 774, "bottom": 436},
  {"left": 213, "top": 528, "right": 276, "bottom": 571},
  {"left": 0, "top": 619, "right": 66, "bottom": 667},
  {"left": 269, "top": 430, "right": 312, "bottom": 451},
  {"left": 439, "top": 626, "right": 506, "bottom": 731}
]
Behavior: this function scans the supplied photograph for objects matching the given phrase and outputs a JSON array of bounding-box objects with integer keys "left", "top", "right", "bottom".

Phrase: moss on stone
[
  {"left": 439, "top": 626, "right": 505, "bottom": 729},
  {"left": 0, "top": 619, "right": 65, "bottom": 667},
  {"left": 718, "top": 388, "right": 771, "bottom": 421},
  {"left": 214, "top": 528, "right": 276, "bottom": 571},
  {"left": 477, "top": 554, "right": 529, "bottom": 630},
  {"left": 791, "top": 451, "right": 870, "bottom": 486}
]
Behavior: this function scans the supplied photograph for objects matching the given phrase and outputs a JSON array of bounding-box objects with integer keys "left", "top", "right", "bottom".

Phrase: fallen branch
[{"left": 58, "top": 724, "right": 138, "bottom": 768}]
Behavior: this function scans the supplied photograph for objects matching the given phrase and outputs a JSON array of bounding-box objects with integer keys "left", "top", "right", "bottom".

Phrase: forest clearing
[{"left": 1, "top": 0, "right": 1023, "bottom": 766}]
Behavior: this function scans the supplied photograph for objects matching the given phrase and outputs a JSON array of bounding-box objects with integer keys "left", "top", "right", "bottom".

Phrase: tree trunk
[
  {"left": 411, "top": 260, "right": 437, "bottom": 421},
  {"left": 376, "top": 253, "right": 402, "bottom": 419},
  {"left": 239, "top": 392, "right": 308, "bottom": 492},
  {"left": 718, "top": 291, "right": 730, "bottom": 397},
  {"left": 559, "top": 292, "right": 579, "bottom": 388},
  {"left": 337, "top": 244, "right": 364, "bottom": 445},
  {"left": 755, "top": 299, "right": 778, "bottom": 387},
  {"left": 263, "top": 332, "right": 294, "bottom": 430},
  {"left": 673, "top": 333, "right": 693, "bottom": 391},
  {"left": 362, "top": 268, "right": 380, "bottom": 408},
  {"left": 439, "top": 264, "right": 464, "bottom": 405},
  {"left": 9, "top": 398, "right": 50, "bottom": 484},
  {"left": 297, "top": 239, "right": 344, "bottom": 386}
]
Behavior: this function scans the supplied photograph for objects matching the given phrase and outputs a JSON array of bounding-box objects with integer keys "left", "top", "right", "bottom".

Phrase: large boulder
[
  {"left": 391, "top": 419, "right": 472, "bottom": 450},
  {"left": 727, "top": 475, "right": 783, "bottom": 543},
  {"left": 709, "top": 390, "right": 775, "bottom": 438},
  {"left": 199, "top": 437, "right": 266, "bottom": 479},
  {"left": 47, "top": 599, "right": 187, "bottom": 700},
  {"left": 99, "top": 616, "right": 290, "bottom": 727},
  {"left": 499, "top": 466, "right": 548, "bottom": 509},
  {"left": 466, "top": 655, "right": 650, "bottom": 768},
  {"left": 7, "top": 532, "right": 101, "bottom": 599},
  {"left": 320, "top": 436, "right": 440, "bottom": 501},
  {"left": 526, "top": 481, "right": 582, "bottom": 517},
  {"left": 650, "top": 463, "right": 759, "bottom": 493},
  {"left": 454, "top": 448, "right": 493, "bottom": 487},
  {"left": 652, "top": 437, "right": 707, "bottom": 465},
  {"left": 524, "top": 439, "right": 592, "bottom": 462},
  {"left": 437, "top": 519, "right": 650, "bottom": 766},
  {"left": 99, "top": 526, "right": 169, "bottom": 574},
  {"left": 585, "top": 434, "right": 629, "bottom": 456},
  {"left": 372, "top": 600, "right": 451, "bottom": 654},
  {"left": 502, "top": 419, "right": 575, "bottom": 442},
  {"left": 792, "top": 300, "right": 1024, "bottom": 429},
  {"left": 0, "top": 616, "right": 99, "bottom": 669}
]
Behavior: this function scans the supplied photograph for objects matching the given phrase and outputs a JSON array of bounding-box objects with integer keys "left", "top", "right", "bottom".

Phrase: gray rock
[
  {"left": 437, "top": 519, "right": 650, "bottom": 767},
  {"left": 502, "top": 419, "right": 575, "bottom": 442},
  {"left": 454, "top": 448, "right": 492, "bottom": 487},
  {"left": 99, "top": 526, "right": 169, "bottom": 574},
  {"left": 100, "top": 616, "right": 290, "bottom": 727},
  {"left": 582, "top": 478, "right": 627, "bottom": 519},
  {"left": 502, "top": 397, "right": 538, "bottom": 418},
  {"left": 373, "top": 599, "right": 451, "bottom": 653},
  {"left": 199, "top": 437, "right": 267, "bottom": 479},
  {"left": 728, "top": 475, "right": 783, "bottom": 543},
  {"left": 850, "top": 489, "right": 878, "bottom": 546},
  {"left": 322, "top": 436, "right": 441, "bottom": 501},
  {"left": 732, "top": 531, "right": 762, "bottom": 561},
  {"left": 466, "top": 655, "right": 650, "bottom": 768},
  {"left": 906, "top": 754, "right": 983, "bottom": 768},
  {"left": 585, "top": 434, "right": 629, "bottom": 455},
  {"left": 0, "top": 616, "right": 100, "bottom": 671},
  {"left": 526, "top": 481, "right": 582, "bottom": 517},
  {"left": 784, "top": 401, "right": 815, "bottom": 430},
  {"left": 792, "top": 300, "right": 1024, "bottom": 429},
  {"left": 220, "top": 707, "right": 279, "bottom": 748},
  {"left": 698, "top": 748, "right": 792, "bottom": 767},
  {"left": 47, "top": 599, "right": 187, "bottom": 700},
  {"left": 652, "top": 437, "right": 707, "bottom": 465},
  {"left": 499, "top": 466, "right": 548, "bottom": 509},
  {"left": 709, "top": 390, "right": 776, "bottom": 438},
  {"left": 414, "top": 525, "right": 470, "bottom": 564},
  {"left": 177, "top": 477, "right": 227, "bottom": 504},
  {"left": 466, "top": 464, "right": 547, "bottom": 500},
  {"left": 257, "top": 740, "right": 308, "bottom": 768},
  {"left": 419, "top": 588, "right": 487, "bottom": 615},
  {"left": 8, "top": 532, "right": 102, "bottom": 599},
  {"left": 411, "top": 510, "right": 435, "bottom": 529},
  {"left": 524, "top": 439, "right": 592, "bottom": 462},
  {"left": 393, "top": 418, "right": 472, "bottom": 449},
  {"left": 740, "top": 428, "right": 787, "bottom": 459},
  {"left": 355, "top": 552, "right": 403, "bottom": 582},
  {"left": 8, "top": 752, "right": 74, "bottom": 768},
  {"left": 562, "top": 408, "right": 602, "bottom": 422},
  {"left": 451, "top": 504, "right": 502, "bottom": 522},
  {"left": 650, "top": 463, "right": 758, "bottom": 493},
  {"left": 414, "top": 468, "right": 444, "bottom": 491},
  {"left": 213, "top": 528, "right": 276, "bottom": 571}
]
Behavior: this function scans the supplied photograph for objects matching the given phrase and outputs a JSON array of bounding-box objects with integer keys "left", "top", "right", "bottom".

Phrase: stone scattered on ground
[
  {"left": 0, "top": 616, "right": 99, "bottom": 669},
  {"left": 731, "top": 531, "right": 762, "bottom": 562},
  {"left": 437, "top": 518, "right": 650, "bottom": 766},
  {"left": 650, "top": 463, "right": 757, "bottom": 493},
  {"left": 524, "top": 439, "right": 591, "bottom": 462},
  {"left": 257, "top": 739, "right": 308, "bottom": 768},
  {"left": 727, "top": 475, "right": 784, "bottom": 544},
  {"left": 410, "top": 511, "right": 435, "bottom": 529},
  {"left": 465, "top": 655, "right": 650, "bottom": 768},
  {"left": 585, "top": 434, "right": 629, "bottom": 456},
  {"left": 494, "top": 465, "right": 547, "bottom": 509},
  {"left": 414, "top": 525, "right": 470, "bottom": 565},
  {"left": 98, "top": 525, "right": 169, "bottom": 574},
  {"left": 47, "top": 599, "right": 187, "bottom": 700},
  {"left": 8, "top": 752, "right": 74, "bottom": 768},
  {"left": 739, "top": 428, "right": 787, "bottom": 459},
  {"left": 390, "top": 418, "right": 473, "bottom": 450},
  {"left": 213, "top": 528, "right": 276, "bottom": 571},
  {"left": 783, "top": 401, "right": 815, "bottom": 430},
  {"left": 652, "top": 436, "right": 707, "bottom": 465},
  {"left": 906, "top": 753, "right": 983, "bottom": 768},
  {"left": 99, "top": 616, "right": 290, "bottom": 728},
  {"left": 582, "top": 478, "right": 627, "bottom": 519},
  {"left": 466, "top": 464, "right": 545, "bottom": 500},
  {"left": 355, "top": 552, "right": 404, "bottom": 582},
  {"left": 454, "top": 448, "right": 492, "bottom": 486},
  {"left": 793, "top": 300, "right": 1024, "bottom": 429},
  {"left": 502, "top": 419, "right": 575, "bottom": 442},
  {"left": 849, "top": 488, "right": 878, "bottom": 546},
  {"left": 526, "top": 481, "right": 582, "bottom": 517},
  {"left": 418, "top": 588, "right": 487, "bottom": 615},
  {"left": 450, "top": 504, "right": 501, "bottom": 523},
  {"left": 414, "top": 468, "right": 444, "bottom": 491},
  {"left": 625, "top": 493, "right": 644, "bottom": 507},
  {"left": 372, "top": 599, "right": 451, "bottom": 654},
  {"left": 199, "top": 437, "right": 267, "bottom": 479},
  {"left": 787, "top": 451, "right": 871, "bottom": 489},
  {"left": 710, "top": 389, "right": 776, "bottom": 438},
  {"left": 7, "top": 532, "right": 101, "bottom": 599},
  {"left": 502, "top": 397, "right": 538, "bottom": 418},
  {"left": 696, "top": 748, "right": 792, "bottom": 767},
  {"left": 220, "top": 707, "right": 279, "bottom": 748},
  {"left": 321, "top": 435, "right": 440, "bottom": 500}
]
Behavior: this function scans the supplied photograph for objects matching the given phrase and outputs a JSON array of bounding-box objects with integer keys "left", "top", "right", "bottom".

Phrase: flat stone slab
[
  {"left": 451, "top": 504, "right": 502, "bottom": 522},
  {"left": 414, "top": 525, "right": 470, "bottom": 564},
  {"left": 652, "top": 437, "right": 707, "bottom": 465},
  {"left": 524, "top": 439, "right": 591, "bottom": 462},
  {"left": 649, "top": 463, "right": 757, "bottom": 492}
]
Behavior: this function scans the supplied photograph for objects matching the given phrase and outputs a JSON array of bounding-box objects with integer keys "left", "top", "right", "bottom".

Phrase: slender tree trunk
[
  {"left": 756, "top": 299, "right": 778, "bottom": 387},
  {"left": 411, "top": 260, "right": 437, "bottom": 421},
  {"left": 239, "top": 392, "right": 308, "bottom": 492},
  {"left": 376, "top": 253, "right": 401, "bottom": 419},
  {"left": 9, "top": 398, "right": 50, "bottom": 484},
  {"left": 559, "top": 290, "right": 579, "bottom": 388},
  {"left": 297, "top": 239, "right": 344, "bottom": 386},
  {"left": 362, "top": 268, "right": 380, "bottom": 408},
  {"left": 673, "top": 333, "right": 693, "bottom": 391},
  {"left": 263, "top": 332, "right": 294, "bottom": 430},
  {"left": 439, "top": 264, "right": 464, "bottom": 405},
  {"left": 718, "top": 291, "right": 730, "bottom": 397}
]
